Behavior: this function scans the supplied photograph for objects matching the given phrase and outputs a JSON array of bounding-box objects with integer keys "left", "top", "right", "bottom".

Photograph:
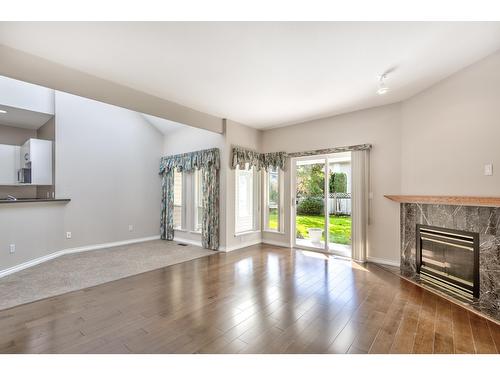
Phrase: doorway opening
[{"left": 292, "top": 152, "right": 352, "bottom": 257}]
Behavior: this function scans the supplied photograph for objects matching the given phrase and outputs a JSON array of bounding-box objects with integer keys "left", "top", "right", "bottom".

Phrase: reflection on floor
[
  {"left": 295, "top": 238, "right": 352, "bottom": 257},
  {"left": 1, "top": 244, "right": 497, "bottom": 354}
]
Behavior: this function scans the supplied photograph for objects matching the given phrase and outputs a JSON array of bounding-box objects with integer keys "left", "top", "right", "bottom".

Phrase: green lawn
[{"left": 268, "top": 212, "right": 352, "bottom": 245}]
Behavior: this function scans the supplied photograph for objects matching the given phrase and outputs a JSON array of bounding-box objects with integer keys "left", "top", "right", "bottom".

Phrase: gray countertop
[{"left": 0, "top": 198, "right": 71, "bottom": 204}]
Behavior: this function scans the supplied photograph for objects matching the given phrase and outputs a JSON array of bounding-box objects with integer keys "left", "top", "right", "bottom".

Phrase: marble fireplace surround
[{"left": 385, "top": 195, "right": 500, "bottom": 322}]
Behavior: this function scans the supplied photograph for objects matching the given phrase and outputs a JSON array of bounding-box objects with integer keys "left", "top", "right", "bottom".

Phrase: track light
[{"left": 377, "top": 74, "right": 389, "bottom": 95}]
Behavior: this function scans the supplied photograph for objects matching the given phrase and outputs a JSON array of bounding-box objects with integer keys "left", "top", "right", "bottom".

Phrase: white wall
[
  {"left": 401, "top": 50, "right": 500, "bottom": 195},
  {"left": 261, "top": 104, "right": 402, "bottom": 263},
  {"left": 0, "top": 91, "right": 164, "bottom": 270},
  {"left": 0, "top": 75, "right": 54, "bottom": 115}
]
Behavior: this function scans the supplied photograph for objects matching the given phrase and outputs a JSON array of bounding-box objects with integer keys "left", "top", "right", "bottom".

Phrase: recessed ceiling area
[
  {"left": 1, "top": 22, "right": 500, "bottom": 129},
  {"left": 0, "top": 104, "right": 53, "bottom": 129}
]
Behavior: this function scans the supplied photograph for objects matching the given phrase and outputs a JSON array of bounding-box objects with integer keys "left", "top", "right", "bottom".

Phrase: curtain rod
[{"left": 287, "top": 143, "right": 372, "bottom": 158}]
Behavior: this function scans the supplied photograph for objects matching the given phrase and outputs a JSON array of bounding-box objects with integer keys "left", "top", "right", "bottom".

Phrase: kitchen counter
[{"left": 0, "top": 198, "right": 71, "bottom": 204}]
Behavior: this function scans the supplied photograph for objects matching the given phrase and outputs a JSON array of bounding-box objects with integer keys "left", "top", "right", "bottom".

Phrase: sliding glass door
[{"left": 293, "top": 153, "right": 352, "bottom": 257}]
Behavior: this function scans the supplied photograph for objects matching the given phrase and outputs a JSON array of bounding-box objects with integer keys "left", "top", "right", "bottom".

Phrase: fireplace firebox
[{"left": 416, "top": 224, "right": 479, "bottom": 302}]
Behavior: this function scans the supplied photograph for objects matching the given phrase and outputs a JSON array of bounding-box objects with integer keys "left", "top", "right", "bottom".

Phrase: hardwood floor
[{"left": 0, "top": 244, "right": 498, "bottom": 354}]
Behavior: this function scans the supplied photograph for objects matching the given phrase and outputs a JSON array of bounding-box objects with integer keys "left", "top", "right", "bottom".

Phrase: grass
[{"left": 268, "top": 211, "right": 352, "bottom": 245}]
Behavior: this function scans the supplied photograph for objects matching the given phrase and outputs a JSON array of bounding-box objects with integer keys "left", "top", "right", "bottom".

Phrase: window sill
[
  {"left": 262, "top": 230, "right": 285, "bottom": 235},
  {"left": 189, "top": 230, "right": 202, "bottom": 235},
  {"left": 174, "top": 228, "right": 187, "bottom": 232},
  {"left": 234, "top": 230, "right": 261, "bottom": 237}
]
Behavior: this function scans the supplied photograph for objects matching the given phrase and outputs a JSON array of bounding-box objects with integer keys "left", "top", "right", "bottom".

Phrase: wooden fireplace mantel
[{"left": 384, "top": 195, "right": 500, "bottom": 207}]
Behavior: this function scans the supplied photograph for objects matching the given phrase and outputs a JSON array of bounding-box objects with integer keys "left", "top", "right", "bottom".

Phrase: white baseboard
[
  {"left": 262, "top": 239, "right": 291, "bottom": 248},
  {"left": 367, "top": 256, "right": 400, "bottom": 267},
  {"left": 220, "top": 238, "right": 262, "bottom": 252},
  {"left": 0, "top": 235, "right": 160, "bottom": 279}
]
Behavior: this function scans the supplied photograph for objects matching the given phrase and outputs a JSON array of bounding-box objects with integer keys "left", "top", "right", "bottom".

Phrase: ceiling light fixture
[
  {"left": 377, "top": 74, "right": 389, "bottom": 95},
  {"left": 0, "top": 109, "right": 7, "bottom": 114}
]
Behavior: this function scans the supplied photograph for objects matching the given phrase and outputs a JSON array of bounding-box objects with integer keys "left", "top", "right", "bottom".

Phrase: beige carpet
[{"left": 0, "top": 239, "right": 215, "bottom": 311}]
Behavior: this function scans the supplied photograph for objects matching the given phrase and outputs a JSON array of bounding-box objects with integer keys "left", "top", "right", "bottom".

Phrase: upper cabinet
[
  {"left": 0, "top": 144, "right": 20, "bottom": 184},
  {"left": 0, "top": 138, "right": 53, "bottom": 186},
  {"left": 20, "top": 138, "right": 53, "bottom": 185}
]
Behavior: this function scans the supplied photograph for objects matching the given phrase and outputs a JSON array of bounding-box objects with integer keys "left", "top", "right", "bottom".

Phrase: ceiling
[
  {"left": 1, "top": 22, "right": 500, "bottom": 129},
  {"left": 0, "top": 104, "right": 53, "bottom": 129}
]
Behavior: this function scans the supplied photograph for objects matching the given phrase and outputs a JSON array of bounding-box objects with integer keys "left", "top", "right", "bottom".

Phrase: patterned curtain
[
  {"left": 261, "top": 151, "right": 287, "bottom": 171},
  {"left": 231, "top": 147, "right": 262, "bottom": 170},
  {"left": 160, "top": 147, "right": 220, "bottom": 174},
  {"left": 160, "top": 169, "right": 174, "bottom": 240},
  {"left": 159, "top": 148, "right": 220, "bottom": 250},
  {"left": 231, "top": 146, "right": 287, "bottom": 171},
  {"left": 201, "top": 166, "right": 219, "bottom": 250}
]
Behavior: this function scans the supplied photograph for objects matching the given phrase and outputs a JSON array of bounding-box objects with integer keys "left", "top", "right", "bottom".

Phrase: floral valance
[
  {"left": 261, "top": 151, "right": 287, "bottom": 171},
  {"left": 231, "top": 147, "right": 262, "bottom": 170},
  {"left": 159, "top": 147, "right": 220, "bottom": 175},
  {"left": 231, "top": 146, "right": 287, "bottom": 171}
]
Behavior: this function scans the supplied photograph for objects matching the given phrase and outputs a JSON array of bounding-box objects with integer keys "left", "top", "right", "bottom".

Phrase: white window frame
[
  {"left": 192, "top": 169, "right": 203, "bottom": 234},
  {"left": 174, "top": 170, "right": 204, "bottom": 234},
  {"left": 263, "top": 167, "right": 284, "bottom": 233},
  {"left": 173, "top": 170, "right": 185, "bottom": 230},
  {"left": 235, "top": 164, "right": 260, "bottom": 235}
]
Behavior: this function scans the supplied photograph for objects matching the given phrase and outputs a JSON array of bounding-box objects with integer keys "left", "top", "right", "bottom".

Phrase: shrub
[
  {"left": 297, "top": 196, "right": 324, "bottom": 215},
  {"left": 329, "top": 172, "right": 347, "bottom": 193}
]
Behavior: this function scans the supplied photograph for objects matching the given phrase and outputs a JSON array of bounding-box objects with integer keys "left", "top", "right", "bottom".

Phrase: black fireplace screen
[{"left": 416, "top": 224, "right": 479, "bottom": 301}]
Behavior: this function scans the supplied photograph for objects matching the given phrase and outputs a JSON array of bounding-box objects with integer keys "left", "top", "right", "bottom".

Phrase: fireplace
[{"left": 416, "top": 224, "right": 479, "bottom": 302}]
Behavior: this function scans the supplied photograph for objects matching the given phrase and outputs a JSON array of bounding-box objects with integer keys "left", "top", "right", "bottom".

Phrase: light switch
[{"left": 484, "top": 164, "right": 493, "bottom": 176}]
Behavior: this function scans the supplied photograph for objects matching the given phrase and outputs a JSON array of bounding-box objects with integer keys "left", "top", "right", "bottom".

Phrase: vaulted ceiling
[{"left": 1, "top": 22, "right": 500, "bottom": 129}]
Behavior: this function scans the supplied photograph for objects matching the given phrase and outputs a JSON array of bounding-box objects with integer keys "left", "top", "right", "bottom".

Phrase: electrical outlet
[
  {"left": 66, "top": 232, "right": 72, "bottom": 239},
  {"left": 9, "top": 244, "right": 15, "bottom": 254},
  {"left": 484, "top": 163, "right": 493, "bottom": 176},
  {"left": 128, "top": 224, "right": 134, "bottom": 232}
]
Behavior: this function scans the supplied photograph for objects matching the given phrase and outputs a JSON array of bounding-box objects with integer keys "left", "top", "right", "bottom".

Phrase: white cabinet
[
  {"left": 0, "top": 144, "right": 20, "bottom": 184},
  {"left": 19, "top": 139, "right": 53, "bottom": 185}
]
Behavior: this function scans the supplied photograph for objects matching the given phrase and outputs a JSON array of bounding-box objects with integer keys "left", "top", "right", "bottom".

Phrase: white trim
[
  {"left": 0, "top": 235, "right": 160, "bottom": 278},
  {"left": 173, "top": 236, "right": 203, "bottom": 248},
  {"left": 262, "top": 239, "right": 291, "bottom": 248},
  {"left": 234, "top": 230, "right": 261, "bottom": 237},
  {"left": 367, "top": 256, "right": 400, "bottom": 267},
  {"left": 220, "top": 238, "right": 262, "bottom": 252},
  {"left": 262, "top": 230, "right": 285, "bottom": 235}
]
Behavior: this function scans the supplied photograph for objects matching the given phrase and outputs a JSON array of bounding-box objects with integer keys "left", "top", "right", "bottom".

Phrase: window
[
  {"left": 193, "top": 169, "right": 203, "bottom": 232},
  {"left": 265, "top": 167, "right": 282, "bottom": 232},
  {"left": 173, "top": 169, "right": 203, "bottom": 233},
  {"left": 173, "top": 170, "right": 183, "bottom": 229},
  {"left": 235, "top": 165, "right": 259, "bottom": 234}
]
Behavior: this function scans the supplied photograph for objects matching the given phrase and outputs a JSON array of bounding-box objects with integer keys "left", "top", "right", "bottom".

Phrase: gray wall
[
  {"left": 0, "top": 91, "right": 163, "bottom": 271},
  {"left": 401, "top": 50, "right": 500, "bottom": 195}
]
